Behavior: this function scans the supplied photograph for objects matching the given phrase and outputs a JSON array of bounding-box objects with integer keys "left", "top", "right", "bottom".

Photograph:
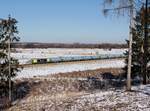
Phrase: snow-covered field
[
  {"left": 10, "top": 48, "right": 126, "bottom": 78},
  {"left": 17, "top": 59, "right": 125, "bottom": 78},
  {"left": 11, "top": 48, "right": 127, "bottom": 64}
]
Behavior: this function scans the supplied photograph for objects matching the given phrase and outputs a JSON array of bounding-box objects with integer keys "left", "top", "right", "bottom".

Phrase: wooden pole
[
  {"left": 8, "top": 35, "right": 11, "bottom": 102},
  {"left": 8, "top": 15, "right": 11, "bottom": 102}
]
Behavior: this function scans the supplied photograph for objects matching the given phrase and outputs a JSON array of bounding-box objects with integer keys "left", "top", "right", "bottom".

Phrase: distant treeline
[{"left": 11, "top": 42, "right": 128, "bottom": 49}]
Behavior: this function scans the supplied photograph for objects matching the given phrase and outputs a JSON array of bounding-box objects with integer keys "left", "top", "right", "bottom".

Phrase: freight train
[{"left": 31, "top": 54, "right": 125, "bottom": 64}]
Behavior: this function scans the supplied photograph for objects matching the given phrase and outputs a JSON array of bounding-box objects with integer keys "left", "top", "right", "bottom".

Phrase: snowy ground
[
  {"left": 11, "top": 48, "right": 127, "bottom": 64},
  {"left": 17, "top": 59, "right": 125, "bottom": 78},
  {"left": 8, "top": 77, "right": 150, "bottom": 111},
  {"left": 74, "top": 85, "right": 150, "bottom": 111}
]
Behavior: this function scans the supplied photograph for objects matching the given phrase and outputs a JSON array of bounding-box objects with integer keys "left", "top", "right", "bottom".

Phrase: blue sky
[{"left": 0, "top": 0, "right": 129, "bottom": 43}]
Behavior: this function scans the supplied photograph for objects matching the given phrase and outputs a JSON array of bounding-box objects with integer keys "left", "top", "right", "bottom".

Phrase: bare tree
[{"left": 102, "top": 0, "right": 148, "bottom": 90}]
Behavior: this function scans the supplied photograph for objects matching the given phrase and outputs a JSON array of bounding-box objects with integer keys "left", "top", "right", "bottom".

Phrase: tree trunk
[
  {"left": 143, "top": 0, "right": 148, "bottom": 85},
  {"left": 127, "top": 0, "right": 134, "bottom": 91}
]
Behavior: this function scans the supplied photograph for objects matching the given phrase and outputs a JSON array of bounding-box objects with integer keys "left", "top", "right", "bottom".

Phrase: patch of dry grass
[
  {"left": 51, "top": 68, "right": 124, "bottom": 78},
  {"left": 4, "top": 68, "right": 126, "bottom": 111}
]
